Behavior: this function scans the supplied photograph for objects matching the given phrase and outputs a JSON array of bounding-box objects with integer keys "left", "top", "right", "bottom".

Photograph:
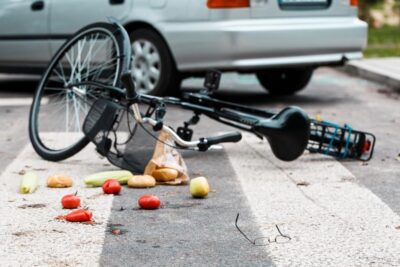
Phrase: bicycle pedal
[{"left": 204, "top": 70, "right": 221, "bottom": 92}]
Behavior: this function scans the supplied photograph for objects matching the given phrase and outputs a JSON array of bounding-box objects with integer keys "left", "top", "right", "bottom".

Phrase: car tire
[
  {"left": 256, "top": 68, "right": 314, "bottom": 96},
  {"left": 129, "top": 28, "right": 181, "bottom": 96}
]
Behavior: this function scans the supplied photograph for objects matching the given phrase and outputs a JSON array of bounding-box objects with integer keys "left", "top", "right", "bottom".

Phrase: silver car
[{"left": 0, "top": 0, "right": 367, "bottom": 95}]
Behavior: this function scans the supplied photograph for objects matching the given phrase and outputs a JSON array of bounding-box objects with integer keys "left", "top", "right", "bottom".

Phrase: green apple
[{"left": 190, "top": 177, "right": 210, "bottom": 198}]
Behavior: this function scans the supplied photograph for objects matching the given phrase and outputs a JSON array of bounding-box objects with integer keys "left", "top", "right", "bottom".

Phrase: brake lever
[
  {"left": 136, "top": 94, "right": 166, "bottom": 131},
  {"left": 153, "top": 101, "right": 166, "bottom": 131}
]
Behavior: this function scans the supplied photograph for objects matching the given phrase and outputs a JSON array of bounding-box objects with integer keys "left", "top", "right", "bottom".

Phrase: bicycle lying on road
[{"left": 28, "top": 20, "right": 376, "bottom": 172}]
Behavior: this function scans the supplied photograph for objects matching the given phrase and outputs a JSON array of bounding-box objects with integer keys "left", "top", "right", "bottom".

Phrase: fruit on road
[
  {"left": 152, "top": 168, "right": 179, "bottom": 182},
  {"left": 61, "top": 193, "right": 81, "bottom": 209},
  {"left": 20, "top": 172, "right": 38, "bottom": 194},
  {"left": 138, "top": 194, "right": 161, "bottom": 210},
  {"left": 102, "top": 179, "right": 122, "bottom": 195},
  {"left": 47, "top": 174, "right": 73, "bottom": 188},
  {"left": 190, "top": 177, "right": 210, "bottom": 198},
  {"left": 127, "top": 175, "right": 156, "bottom": 188},
  {"left": 84, "top": 170, "right": 133, "bottom": 187},
  {"left": 65, "top": 209, "right": 93, "bottom": 222}
]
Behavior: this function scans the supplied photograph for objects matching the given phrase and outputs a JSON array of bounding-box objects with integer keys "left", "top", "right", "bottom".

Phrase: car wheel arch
[{"left": 124, "top": 21, "right": 178, "bottom": 69}]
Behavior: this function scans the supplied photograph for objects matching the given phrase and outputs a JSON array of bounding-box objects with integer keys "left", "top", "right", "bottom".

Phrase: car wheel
[
  {"left": 256, "top": 68, "right": 314, "bottom": 96},
  {"left": 129, "top": 28, "right": 181, "bottom": 96}
]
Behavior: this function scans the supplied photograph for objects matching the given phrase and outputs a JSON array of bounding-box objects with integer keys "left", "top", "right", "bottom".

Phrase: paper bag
[{"left": 144, "top": 130, "right": 189, "bottom": 185}]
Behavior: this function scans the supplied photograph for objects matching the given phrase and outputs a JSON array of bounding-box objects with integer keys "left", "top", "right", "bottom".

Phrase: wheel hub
[{"left": 131, "top": 39, "right": 161, "bottom": 94}]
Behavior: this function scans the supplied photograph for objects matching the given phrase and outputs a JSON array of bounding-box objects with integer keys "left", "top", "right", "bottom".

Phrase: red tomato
[
  {"left": 61, "top": 193, "right": 80, "bottom": 209},
  {"left": 65, "top": 209, "right": 92, "bottom": 222},
  {"left": 102, "top": 179, "right": 121, "bottom": 195},
  {"left": 138, "top": 194, "right": 160, "bottom": 210}
]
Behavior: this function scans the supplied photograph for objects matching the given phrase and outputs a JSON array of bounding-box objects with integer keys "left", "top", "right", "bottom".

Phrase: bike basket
[
  {"left": 83, "top": 99, "right": 158, "bottom": 173},
  {"left": 307, "top": 120, "right": 376, "bottom": 161}
]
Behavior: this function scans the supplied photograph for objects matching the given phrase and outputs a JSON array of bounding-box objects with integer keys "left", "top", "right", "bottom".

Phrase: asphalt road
[{"left": 0, "top": 68, "right": 399, "bottom": 266}]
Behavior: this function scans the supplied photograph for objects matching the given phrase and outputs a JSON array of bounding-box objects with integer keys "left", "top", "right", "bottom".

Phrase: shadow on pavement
[
  {"left": 182, "top": 86, "right": 348, "bottom": 107},
  {"left": 0, "top": 75, "right": 40, "bottom": 96}
]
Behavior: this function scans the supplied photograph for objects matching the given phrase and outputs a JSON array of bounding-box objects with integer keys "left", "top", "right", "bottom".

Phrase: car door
[
  {"left": 49, "top": 0, "right": 133, "bottom": 54},
  {"left": 0, "top": 0, "right": 51, "bottom": 67}
]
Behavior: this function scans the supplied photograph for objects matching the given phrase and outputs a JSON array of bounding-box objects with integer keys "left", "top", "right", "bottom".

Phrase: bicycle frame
[
  {"left": 71, "top": 73, "right": 376, "bottom": 162},
  {"left": 170, "top": 93, "right": 375, "bottom": 161},
  {"left": 34, "top": 20, "right": 376, "bottom": 166}
]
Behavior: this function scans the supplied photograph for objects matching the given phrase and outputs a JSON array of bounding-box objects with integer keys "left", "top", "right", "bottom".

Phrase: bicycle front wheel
[{"left": 29, "top": 22, "right": 127, "bottom": 161}]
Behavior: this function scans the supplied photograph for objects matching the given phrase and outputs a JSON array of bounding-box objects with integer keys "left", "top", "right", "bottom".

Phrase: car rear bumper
[{"left": 160, "top": 17, "right": 367, "bottom": 71}]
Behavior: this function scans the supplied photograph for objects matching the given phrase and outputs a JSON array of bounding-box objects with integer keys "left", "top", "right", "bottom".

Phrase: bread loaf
[
  {"left": 151, "top": 168, "right": 179, "bottom": 182},
  {"left": 127, "top": 175, "right": 156, "bottom": 188},
  {"left": 47, "top": 174, "right": 73, "bottom": 188}
]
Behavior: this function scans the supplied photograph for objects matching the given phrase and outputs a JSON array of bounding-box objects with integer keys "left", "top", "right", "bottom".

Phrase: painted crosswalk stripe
[
  {"left": 0, "top": 135, "right": 115, "bottom": 266},
  {"left": 0, "top": 97, "right": 48, "bottom": 107},
  {"left": 225, "top": 133, "right": 400, "bottom": 267}
]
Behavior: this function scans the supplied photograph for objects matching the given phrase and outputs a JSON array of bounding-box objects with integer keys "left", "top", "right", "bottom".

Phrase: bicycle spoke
[{"left": 33, "top": 26, "right": 122, "bottom": 152}]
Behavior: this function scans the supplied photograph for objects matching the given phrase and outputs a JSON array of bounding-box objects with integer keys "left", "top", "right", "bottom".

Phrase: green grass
[{"left": 364, "top": 26, "right": 400, "bottom": 58}]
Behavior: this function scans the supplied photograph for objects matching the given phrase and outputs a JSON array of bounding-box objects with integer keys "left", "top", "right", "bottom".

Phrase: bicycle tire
[{"left": 29, "top": 22, "right": 129, "bottom": 161}]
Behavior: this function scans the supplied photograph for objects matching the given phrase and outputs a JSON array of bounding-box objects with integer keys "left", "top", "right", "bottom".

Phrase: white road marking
[
  {"left": 225, "top": 133, "right": 400, "bottom": 267},
  {"left": 0, "top": 134, "right": 116, "bottom": 267},
  {"left": 0, "top": 97, "right": 48, "bottom": 107}
]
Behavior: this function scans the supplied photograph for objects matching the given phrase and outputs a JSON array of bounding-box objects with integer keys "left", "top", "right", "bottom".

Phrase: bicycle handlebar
[{"left": 198, "top": 132, "right": 242, "bottom": 151}]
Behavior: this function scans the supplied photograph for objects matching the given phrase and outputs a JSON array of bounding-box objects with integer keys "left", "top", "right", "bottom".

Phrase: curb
[{"left": 342, "top": 61, "right": 400, "bottom": 93}]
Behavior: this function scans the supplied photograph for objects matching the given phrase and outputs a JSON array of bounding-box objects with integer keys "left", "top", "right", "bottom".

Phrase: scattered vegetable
[
  {"left": 84, "top": 170, "right": 133, "bottom": 187},
  {"left": 111, "top": 229, "right": 121, "bottom": 235},
  {"left": 190, "top": 177, "right": 210, "bottom": 198},
  {"left": 61, "top": 193, "right": 81, "bottom": 209},
  {"left": 138, "top": 194, "right": 161, "bottom": 210},
  {"left": 127, "top": 175, "right": 156, "bottom": 188},
  {"left": 102, "top": 179, "right": 121, "bottom": 195},
  {"left": 47, "top": 174, "right": 73, "bottom": 188},
  {"left": 151, "top": 168, "right": 179, "bottom": 182},
  {"left": 65, "top": 209, "right": 93, "bottom": 222},
  {"left": 20, "top": 172, "right": 38, "bottom": 194}
]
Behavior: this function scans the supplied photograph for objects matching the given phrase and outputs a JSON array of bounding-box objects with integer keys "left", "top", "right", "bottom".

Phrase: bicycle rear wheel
[{"left": 29, "top": 22, "right": 128, "bottom": 161}]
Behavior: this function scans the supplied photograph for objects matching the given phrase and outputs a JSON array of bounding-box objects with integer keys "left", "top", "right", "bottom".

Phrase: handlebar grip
[
  {"left": 204, "top": 132, "right": 242, "bottom": 146},
  {"left": 120, "top": 71, "right": 137, "bottom": 100}
]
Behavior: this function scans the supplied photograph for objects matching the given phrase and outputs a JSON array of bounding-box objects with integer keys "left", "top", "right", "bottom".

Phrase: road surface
[{"left": 0, "top": 68, "right": 399, "bottom": 266}]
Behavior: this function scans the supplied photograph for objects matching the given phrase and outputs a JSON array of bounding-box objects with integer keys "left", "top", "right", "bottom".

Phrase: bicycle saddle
[{"left": 253, "top": 106, "right": 310, "bottom": 161}]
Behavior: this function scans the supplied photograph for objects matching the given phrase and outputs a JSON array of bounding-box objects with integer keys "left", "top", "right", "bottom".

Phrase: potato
[
  {"left": 151, "top": 168, "right": 179, "bottom": 182},
  {"left": 127, "top": 175, "right": 156, "bottom": 188},
  {"left": 47, "top": 174, "right": 73, "bottom": 188}
]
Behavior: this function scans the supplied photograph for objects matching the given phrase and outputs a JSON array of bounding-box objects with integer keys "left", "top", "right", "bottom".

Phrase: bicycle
[{"left": 29, "top": 20, "right": 375, "bottom": 172}]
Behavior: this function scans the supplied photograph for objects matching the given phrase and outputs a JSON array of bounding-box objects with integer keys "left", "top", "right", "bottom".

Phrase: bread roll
[
  {"left": 127, "top": 175, "right": 156, "bottom": 188},
  {"left": 47, "top": 174, "right": 73, "bottom": 188},
  {"left": 151, "top": 168, "right": 179, "bottom": 182}
]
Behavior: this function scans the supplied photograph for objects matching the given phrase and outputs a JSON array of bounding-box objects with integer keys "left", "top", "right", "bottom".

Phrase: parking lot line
[
  {"left": 225, "top": 133, "right": 400, "bottom": 267},
  {"left": 0, "top": 134, "right": 115, "bottom": 266}
]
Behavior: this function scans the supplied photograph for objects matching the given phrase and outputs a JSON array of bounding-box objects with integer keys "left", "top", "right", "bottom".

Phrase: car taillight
[
  {"left": 350, "top": 0, "right": 358, "bottom": 7},
  {"left": 207, "top": 0, "right": 250, "bottom": 9}
]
